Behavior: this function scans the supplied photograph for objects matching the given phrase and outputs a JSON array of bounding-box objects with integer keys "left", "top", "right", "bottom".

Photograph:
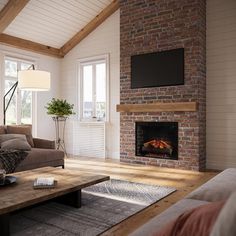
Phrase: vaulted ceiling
[{"left": 0, "top": 0, "right": 119, "bottom": 58}]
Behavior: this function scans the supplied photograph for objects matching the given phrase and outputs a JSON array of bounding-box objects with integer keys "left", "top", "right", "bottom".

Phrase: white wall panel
[
  {"left": 207, "top": 0, "right": 236, "bottom": 169},
  {"left": 61, "top": 10, "right": 120, "bottom": 159}
]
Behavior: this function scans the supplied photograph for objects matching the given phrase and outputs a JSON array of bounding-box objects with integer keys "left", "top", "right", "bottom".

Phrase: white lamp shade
[{"left": 18, "top": 70, "right": 51, "bottom": 91}]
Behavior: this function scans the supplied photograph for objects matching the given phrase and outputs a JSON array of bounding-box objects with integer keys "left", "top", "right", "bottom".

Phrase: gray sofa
[
  {"left": 130, "top": 168, "right": 236, "bottom": 236},
  {"left": 0, "top": 125, "right": 64, "bottom": 172}
]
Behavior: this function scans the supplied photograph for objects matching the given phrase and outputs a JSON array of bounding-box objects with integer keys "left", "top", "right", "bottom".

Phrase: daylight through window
[
  {"left": 79, "top": 56, "right": 108, "bottom": 121},
  {"left": 4, "top": 57, "right": 34, "bottom": 125}
]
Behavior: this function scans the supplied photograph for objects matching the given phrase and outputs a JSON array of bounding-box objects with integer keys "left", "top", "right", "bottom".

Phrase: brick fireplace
[{"left": 119, "top": 0, "right": 206, "bottom": 171}]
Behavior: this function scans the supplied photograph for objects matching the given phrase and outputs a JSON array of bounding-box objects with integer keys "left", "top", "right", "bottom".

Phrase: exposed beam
[
  {"left": 0, "top": 34, "right": 63, "bottom": 58},
  {"left": 60, "top": 0, "right": 119, "bottom": 55},
  {"left": 0, "top": 0, "right": 30, "bottom": 33}
]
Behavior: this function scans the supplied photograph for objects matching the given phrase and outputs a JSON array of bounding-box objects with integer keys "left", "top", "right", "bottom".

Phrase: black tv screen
[{"left": 131, "top": 48, "right": 184, "bottom": 89}]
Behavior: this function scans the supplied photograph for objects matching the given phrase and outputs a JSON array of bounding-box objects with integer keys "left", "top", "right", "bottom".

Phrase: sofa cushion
[
  {"left": 130, "top": 199, "right": 208, "bottom": 236},
  {"left": 1, "top": 138, "right": 31, "bottom": 151},
  {"left": 17, "top": 148, "right": 64, "bottom": 167},
  {"left": 7, "top": 125, "right": 34, "bottom": 147},
  {"left": 155, "top": 200, "right": 224, "bottom": 236},
  {"left": 186, "top": 168, "right": 236, "bottom": 202},
  {"left": 210, "top": 191, "right": 236, "bottom": 236}
]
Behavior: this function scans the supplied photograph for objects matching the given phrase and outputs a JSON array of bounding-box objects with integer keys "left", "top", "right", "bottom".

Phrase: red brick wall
[{"left": 120, "top": 0, "right": 206, "bottom": 171}]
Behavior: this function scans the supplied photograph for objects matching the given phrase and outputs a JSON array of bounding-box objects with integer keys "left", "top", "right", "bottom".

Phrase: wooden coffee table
[{"left": 0, "top": 167, "right": 109, "bottom": 236}]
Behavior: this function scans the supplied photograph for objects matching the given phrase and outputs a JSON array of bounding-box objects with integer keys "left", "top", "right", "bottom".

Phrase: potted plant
[
  {"left": 45, "top": 98, "right": 75, "bottom": 117},
  {"left": 45, "top": 98, "right": 75, "bottom": 153}
]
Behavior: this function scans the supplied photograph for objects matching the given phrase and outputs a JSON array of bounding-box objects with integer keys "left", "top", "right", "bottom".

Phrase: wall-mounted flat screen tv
[{"left": 131, "top": 48, "right": 184, "bottom": 89}]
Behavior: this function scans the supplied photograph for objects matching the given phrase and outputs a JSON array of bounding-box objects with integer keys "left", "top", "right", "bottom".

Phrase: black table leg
[
  {"left": 55, "top": 190, "right": 81, "bottom": 208},
  {"left": 0, "top": 213, "right": 10, "bottom": 236}
]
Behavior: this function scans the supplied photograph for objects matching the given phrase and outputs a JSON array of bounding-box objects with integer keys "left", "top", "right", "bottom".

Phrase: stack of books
[{"left": 33, "top": 177, "right": 57, "bottom": 189}]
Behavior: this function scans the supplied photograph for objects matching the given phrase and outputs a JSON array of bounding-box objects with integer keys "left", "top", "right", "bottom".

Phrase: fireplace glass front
[{"left": 135, "top": 122, "right": 178, "bottom": 160}]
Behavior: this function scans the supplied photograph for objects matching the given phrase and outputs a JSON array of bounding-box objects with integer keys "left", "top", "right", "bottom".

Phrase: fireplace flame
[{"left": 144, "top": 139, "right": 172, "bottom": 150}]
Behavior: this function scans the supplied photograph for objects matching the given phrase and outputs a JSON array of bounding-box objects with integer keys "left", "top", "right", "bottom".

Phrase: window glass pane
[
  {"left": 5, "top": 80, "right": 17, "bottom": 124},
  {"left": 21, "top": 90, "right": 32, "bottom": 124},
  {"left": 83, "top": 65, "right": 93, "bottom": 118},
  {"left": 20, "top": 62, "right": 33, "bottom": 124},
  {"left": 96, "top": 63, "right": 106, "bottom": 102},
  {"left": 5, "top": 60, "right": 17, "bottom": 77},
  {"left": 21, "top": 63, "right": 32, "bottom": 71},
  {"left": 96, "top": 63, "right": 106, "bottom": 120},
  {"left": 96, "top": 63, "right": 106, "bottom": 119}
]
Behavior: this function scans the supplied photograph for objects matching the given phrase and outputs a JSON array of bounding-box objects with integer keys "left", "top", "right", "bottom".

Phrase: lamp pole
[{"left": 3, "top": 81, "right": 18, "bottom": 125}]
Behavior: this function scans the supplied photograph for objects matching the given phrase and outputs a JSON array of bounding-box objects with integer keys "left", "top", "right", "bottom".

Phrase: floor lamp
[{"left": 3, "top": 64, "right": 50, "bottom": 125}]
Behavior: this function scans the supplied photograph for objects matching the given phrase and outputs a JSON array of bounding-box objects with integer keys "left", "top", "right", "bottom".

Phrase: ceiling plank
[
  {"left": 0, "top": 0, "right": 30, "bottom": 33},
  {"left": 60, "top": 0, "right": 119, "bottom": 55},
  {"left": 0, "top": 33, "right": 63, "bottom": 58}
]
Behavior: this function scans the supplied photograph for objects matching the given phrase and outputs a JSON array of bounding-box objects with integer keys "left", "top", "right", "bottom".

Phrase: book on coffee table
[{"left": 33, "top": 177, "right": 57, "bottom": 189}]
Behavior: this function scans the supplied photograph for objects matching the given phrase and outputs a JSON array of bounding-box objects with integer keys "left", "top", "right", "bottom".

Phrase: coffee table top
[{"left": 0, "top": 167, "right": 109, "bottom": 215}]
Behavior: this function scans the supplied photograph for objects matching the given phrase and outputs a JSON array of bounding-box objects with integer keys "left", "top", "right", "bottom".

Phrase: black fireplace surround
[{"left": 135, "top": 122, "right": 178, "bottom": 160}]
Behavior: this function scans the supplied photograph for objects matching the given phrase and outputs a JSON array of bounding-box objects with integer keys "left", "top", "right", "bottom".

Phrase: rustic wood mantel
[{"left": 116, "top": 102, "right": 198, "bottom": 112}]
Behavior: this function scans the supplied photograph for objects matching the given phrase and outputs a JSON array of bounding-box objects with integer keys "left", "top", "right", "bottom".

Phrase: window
[
  {"left": 4, "top": 57, "right": 34, "bottom": 125},
  {"left": 79, "top": 55, "right": 109, "bottom": 121}
]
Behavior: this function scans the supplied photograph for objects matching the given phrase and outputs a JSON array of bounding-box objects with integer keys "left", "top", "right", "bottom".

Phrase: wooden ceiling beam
[
  {"left": 0, "top": 34, "right": 63, "bottom": 58},
  {"left": 0, "top": 0, "right": 30, "bottom": 33},
  {"left": 60, "top": 0, "right": 119, "bottom": 56}
]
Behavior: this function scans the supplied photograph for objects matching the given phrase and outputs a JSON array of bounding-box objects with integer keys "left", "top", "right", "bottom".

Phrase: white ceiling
[{"left": 0, "top": 0, "right": 113, "bottom": 48}]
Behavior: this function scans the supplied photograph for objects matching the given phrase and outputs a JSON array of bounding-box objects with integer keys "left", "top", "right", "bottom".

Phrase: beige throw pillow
[
  {"left": 210, "top": 191, "right": 236, "bottom": 236},
  {"left": 7, "top": 125, "right": 34, "bottom": 147}
]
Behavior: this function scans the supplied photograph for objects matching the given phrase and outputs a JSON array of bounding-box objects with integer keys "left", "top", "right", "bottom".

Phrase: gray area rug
[{"left": 11, "top": 179, "right": 176, "bottom": 236}]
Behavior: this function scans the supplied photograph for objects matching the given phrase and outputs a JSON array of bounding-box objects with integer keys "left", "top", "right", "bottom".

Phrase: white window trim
[
  {"left": 2, "top": 54, "right": 38, "bottom": 135},
  {"left": 77, "top": 54, "right": 110, "bottom": 122}
]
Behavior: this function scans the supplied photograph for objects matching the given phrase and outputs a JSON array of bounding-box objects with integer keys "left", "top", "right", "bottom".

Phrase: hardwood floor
[{"left": 65, "top": 157, "right": 219, "bottom": 236}]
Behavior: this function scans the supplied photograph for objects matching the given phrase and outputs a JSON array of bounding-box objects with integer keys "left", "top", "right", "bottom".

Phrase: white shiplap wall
[
  {"left": 61, "top": 10, "right": 120, "bottom": 159},
  {"left": 206, "top": 0, "right": 236, "bottom": 169}
]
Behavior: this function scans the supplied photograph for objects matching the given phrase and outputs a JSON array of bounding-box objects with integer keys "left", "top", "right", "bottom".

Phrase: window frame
[
  {"left": 3, "top": 55, "right": 36, "bottom": 126},
  {"left": 77, "top": 54, "right": 109, "bottom": 122}
]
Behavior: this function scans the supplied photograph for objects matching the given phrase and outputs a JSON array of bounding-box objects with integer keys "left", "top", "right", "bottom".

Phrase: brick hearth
[{"left": 119, "top": 0, "right": 206, "bottom": 171}]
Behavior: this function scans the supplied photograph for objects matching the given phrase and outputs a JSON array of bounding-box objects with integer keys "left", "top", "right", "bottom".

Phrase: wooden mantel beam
[
  {"left": 116, "top": 102, "right": 198, "bottom": 113},
  {"left": 60, "top": 0, "right": 119, "bottom": 55},
  {"left": 0, "top": 33, "right": 63, "bottom": 58},
  {"left": 0, "top": 0, "right": 30, "bottom": 33}
]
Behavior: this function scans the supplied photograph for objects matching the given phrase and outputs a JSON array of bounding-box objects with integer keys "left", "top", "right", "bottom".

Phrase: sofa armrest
[{"left": 33, "top": 138, "right": 55, "bottom": 149}]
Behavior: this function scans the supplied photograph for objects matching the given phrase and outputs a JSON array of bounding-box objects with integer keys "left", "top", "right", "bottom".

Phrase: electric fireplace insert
[{"left": 135, "top": 122, "right": 178, "bottom": 160}]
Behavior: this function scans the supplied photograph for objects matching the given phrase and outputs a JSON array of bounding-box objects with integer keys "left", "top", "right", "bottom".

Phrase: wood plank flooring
[{"left": 65, "top": 157, "right": 219, "bottom": 236}]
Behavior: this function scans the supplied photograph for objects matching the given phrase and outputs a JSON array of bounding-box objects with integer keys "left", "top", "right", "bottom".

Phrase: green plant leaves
[{"left": 45, "top": 98, "right": 75, "bottom": 116}]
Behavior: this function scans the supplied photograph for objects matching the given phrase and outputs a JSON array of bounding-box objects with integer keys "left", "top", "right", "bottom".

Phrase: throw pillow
[
  {"left": 0, "top": 134, "right": 27, "bottom": 144},
  {"left": 1, "top": 138, "right": 31, "bottom": 151},
  {"left": 155, "top": 200, "right": 225, "bottom": 236},
  {"left": 210, "top": 191, "right": 236, "bottom": 236},
  {"left": 7, "top": 125, "right": 34, "bottom": 147}
]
